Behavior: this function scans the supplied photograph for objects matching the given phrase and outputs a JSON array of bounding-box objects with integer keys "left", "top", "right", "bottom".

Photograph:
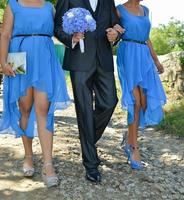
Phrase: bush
[
  {"left": 150, "top": 18, "right": 184, "bottom": 55},
  {"left": 180, "top": 56, "right": 184, "bottom": 69},
  {"left": 157, "top": 99, "right": 184, "bottom": 136},
  {"left": 48, "top": 0, "right": 57, "bottom": 5},
  {"left": 0, "top": 9, "right": 3, "bottom": 23},
  {"left": 0, "top": 0, "right": 6, "bottom": 22},
  {"left": 0, "top": 0, "right": 7, "bottom": 9}
]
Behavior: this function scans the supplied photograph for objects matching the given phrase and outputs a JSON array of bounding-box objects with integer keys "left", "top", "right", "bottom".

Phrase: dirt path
[{"left": 0, "top": 85, "right": 183, "bottom": 200}]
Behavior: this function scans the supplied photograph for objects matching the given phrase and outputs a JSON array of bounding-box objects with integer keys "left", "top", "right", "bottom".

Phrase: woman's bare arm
[
  {"left": 0, "top": 5, "right": 15, "bottom": 76},
  {"left": 113, "top": 9, "right": 125, "bottom": 34},
  {"left": 147, "top": 39, "right": 164, "bottom": 74}
]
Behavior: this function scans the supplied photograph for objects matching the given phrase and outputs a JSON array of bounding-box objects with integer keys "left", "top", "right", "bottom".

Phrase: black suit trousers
[{"left": 70, "top": 58, "right": 118, "bottom": 170}]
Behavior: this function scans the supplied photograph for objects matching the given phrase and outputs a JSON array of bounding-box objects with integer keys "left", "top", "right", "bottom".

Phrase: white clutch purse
[{"left": 7, "top": 52, "right": 27, "bottom": 74}]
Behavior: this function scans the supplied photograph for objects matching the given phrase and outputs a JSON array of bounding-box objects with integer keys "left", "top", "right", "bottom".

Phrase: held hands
[
  {"left": 155, "top": 60, "right": 164, "bottom": 74},
  {"left": 2, "top": 63, "right": 15, "bottom": 77},
  {"left": 106, "top": 28, "right": 118, "bottom": 43},
  {"left": 113, "top": 24, "right": 125, "bottom": 35},
  {"left": 106, "top": 24, "right": 125, "bottom": 43},
  {"left": 73, "top": 24, "right": 125, "bottom": 43},
  {"left": 72, "top": 32, "right": 85, "bottom": 43}
]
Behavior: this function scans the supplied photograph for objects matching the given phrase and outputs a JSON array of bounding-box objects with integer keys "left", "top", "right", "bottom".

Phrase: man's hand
[
  {"left": 106, "top": 28, "right": 118, "bottom": 43},
  {"left": 72, "top": 33, "right": 85, "bottom": 43}
]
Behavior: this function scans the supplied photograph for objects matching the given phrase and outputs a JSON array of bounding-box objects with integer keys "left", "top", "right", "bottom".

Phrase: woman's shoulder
[
  {"left": 45, "top": 1, "right": 52, "bottom": 5},
  {"left": 141, "top": 5, "right": 150, "bottom": 15},
  {"left": 116, "top": 4, "right": 122, "bottom": 9},
  {"left": 116, "top": 4, "right": 128, "bottom": 18},
  {"left": 45, "top": 1, "right": 54, "bottom": 7},
  {"left": 116, "top": 4, "right": 124, "bottom": 13},
  {"left": 7, "top": 0, "right": 19, "bottom": 13},
  {"left": 45, "top": 1, "right": 55, "bottom": 16},
  {"left": 45, "top": 1, "right": 55, "bottom": 10}
]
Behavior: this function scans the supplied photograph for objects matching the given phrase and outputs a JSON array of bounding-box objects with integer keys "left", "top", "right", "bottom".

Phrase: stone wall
[{"left": 159, "top": 51, "right": 184, "bottom": 93}]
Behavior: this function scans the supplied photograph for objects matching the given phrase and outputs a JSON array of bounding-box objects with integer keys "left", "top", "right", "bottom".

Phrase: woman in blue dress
[
  {"left": 0, "top": 0, "right": 71, "bottom": 187},
  {"left": 115, "top": 0, "right": 166, "bottom": 170}
]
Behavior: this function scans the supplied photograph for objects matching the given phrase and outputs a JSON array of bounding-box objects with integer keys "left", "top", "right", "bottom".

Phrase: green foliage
[
  {"left": 151, "top": 18, "right": 184, "bottom": 55},
  {"left": 47, "top": 0, "right": 56, "bottom": 5},
  {"left": 0, "top": 0, "right": 7, "bottom": 9},
  {"left": 157, "top": 98, "right": 184, "bottom": 136},
  {"left": 151, "top": 28, "right": 172, "bottom": 55},
  {"left": 112, "top": 46, "right": 117, "bottom": 55},
  {"left": 0, "top": 9, "right": 4, "bottom": 23},
  {"left": 0, "top": 0, "right": 6, "bottom": 22},
  {"left": 180, "top": 56, "right": 184, "bottom": 68}
]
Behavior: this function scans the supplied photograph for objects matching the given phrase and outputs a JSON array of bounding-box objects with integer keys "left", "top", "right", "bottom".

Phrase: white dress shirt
[{"left": 89, "top": 0, "right": 98, "bottom": 12}]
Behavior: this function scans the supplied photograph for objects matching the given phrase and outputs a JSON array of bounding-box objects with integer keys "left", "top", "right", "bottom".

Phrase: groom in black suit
[{"left": 54, "top": 0, "right": 121, "bottom": 183}]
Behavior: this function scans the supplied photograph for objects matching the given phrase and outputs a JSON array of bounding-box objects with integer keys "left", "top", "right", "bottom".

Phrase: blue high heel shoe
[
  {"left": 121, "top": 132, "right": 131, "bottom": 162},
  {"left": 129, "top": 146, "right": 143, "bottom": 170},
  {"left": 121, "top": 132, "right": 144, "bottom": 170}
]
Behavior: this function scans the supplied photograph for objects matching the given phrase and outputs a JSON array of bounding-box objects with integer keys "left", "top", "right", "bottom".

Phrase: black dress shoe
[{"left": 86, "top": 169, "right": 101, "bottom": 183}]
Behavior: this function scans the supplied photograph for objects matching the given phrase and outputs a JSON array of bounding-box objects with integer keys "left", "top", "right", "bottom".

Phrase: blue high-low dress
[
  {"left": 0, "top": 0, "right": 71, "bottom": 138},
  {"left": 117, "top": 4, "right": 166, "bottom": 128}
]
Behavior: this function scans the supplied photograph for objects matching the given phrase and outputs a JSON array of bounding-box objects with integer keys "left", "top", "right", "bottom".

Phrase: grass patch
[
  {"left": 0, "top": 9, "right": 4, "bottom": 23},
  {"left": 157, "top": 98, "right": 184, "bottom": 136}
]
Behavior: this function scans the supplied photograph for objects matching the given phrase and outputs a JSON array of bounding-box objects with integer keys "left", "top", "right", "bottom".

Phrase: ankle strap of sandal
[
  {"left": 43, "top": 162, "right": 53, "bottom": 168},
  {"left": 130, "top": 145, "right": 139, "bottom": 150}
]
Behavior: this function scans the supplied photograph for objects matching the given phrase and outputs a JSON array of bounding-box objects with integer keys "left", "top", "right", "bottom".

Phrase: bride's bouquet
[{"left": 62, "top": 8, "right": 96, "bottom": 53}]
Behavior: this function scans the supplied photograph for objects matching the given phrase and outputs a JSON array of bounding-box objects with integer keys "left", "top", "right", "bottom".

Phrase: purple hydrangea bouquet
[{"left": 62, "top": 8, "right": 96, "bottom": 53}]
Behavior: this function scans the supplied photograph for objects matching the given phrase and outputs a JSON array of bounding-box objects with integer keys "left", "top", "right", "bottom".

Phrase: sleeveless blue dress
[
  {"left": 116, "top": 5, "right": 166, "bottom": 128},
  {"left": 0, "top": 0, "right": 71, "bottom": 138}
]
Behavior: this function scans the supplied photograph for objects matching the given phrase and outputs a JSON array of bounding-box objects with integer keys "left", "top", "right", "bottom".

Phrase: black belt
[
  {"left": 12, "top": 34, "right": 51, "bottom": 51},
  {"left": 14, "top": 34, "right": 51, "bottom": 38},
  {"left": 122, "top": 38, "right": 147, "bottom": 45}
]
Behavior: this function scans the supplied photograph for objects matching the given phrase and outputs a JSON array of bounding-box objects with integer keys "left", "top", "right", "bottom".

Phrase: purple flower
[{"left": 62, "top": 8, "right": 96, "bottom": 35}]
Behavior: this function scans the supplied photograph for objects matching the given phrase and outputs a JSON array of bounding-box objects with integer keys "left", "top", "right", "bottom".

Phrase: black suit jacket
[{"left": 54, "top": 0, "right": 119, "bottom": 72}]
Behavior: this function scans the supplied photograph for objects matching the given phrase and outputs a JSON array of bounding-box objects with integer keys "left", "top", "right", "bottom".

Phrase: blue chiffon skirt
[
  {"left": 117, "top": 41, "right": 167, "bottom": 128},
  {"left": 0, "top": 37, "right": 71, "bottom": 138}
]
